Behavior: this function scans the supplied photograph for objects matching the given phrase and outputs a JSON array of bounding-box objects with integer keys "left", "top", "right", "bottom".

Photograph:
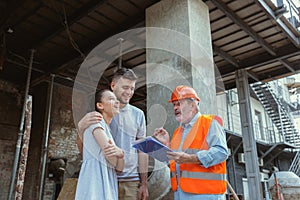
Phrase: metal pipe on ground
[
  {"left": 226, "top": 180, "right": 240, "bottom": 200},
  {"left": 7, "top": 49, "right": 35, "bottom": 200}
]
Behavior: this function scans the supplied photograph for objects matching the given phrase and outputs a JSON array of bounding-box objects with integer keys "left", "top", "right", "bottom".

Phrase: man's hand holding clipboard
[
  {"left": 132, "top": 136, "right": 173, "bottom": 162},
  {"left": 133, "top": 127, "right": 201, "bottom": 164},
  {"left": 132, "top": 128, "right": 172, "bottom": 162}
]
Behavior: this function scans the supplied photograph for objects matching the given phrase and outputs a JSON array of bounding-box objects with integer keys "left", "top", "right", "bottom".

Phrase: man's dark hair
[
  {"left": 94, "top": 89, "right": 110, "bottom": 111},
  {"left": 112, "top": 68, "right": 137, "bottom": 82}
]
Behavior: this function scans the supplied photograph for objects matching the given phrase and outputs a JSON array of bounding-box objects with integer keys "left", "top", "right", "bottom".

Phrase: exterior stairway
[
  {"left": 251, "top": 82, "right": 300, "bottom": 147},
  {"left": 289, "top": 150, "right": 300, "bottom": 177}
]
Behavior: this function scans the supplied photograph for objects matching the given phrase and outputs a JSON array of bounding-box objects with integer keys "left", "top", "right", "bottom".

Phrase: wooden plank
[{"left": 57, "top": 178, "right": 78, "bottom": 200}]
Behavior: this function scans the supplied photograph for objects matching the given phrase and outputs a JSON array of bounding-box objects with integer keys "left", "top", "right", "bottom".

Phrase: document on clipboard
[{"left": 132, "top": 136, "right": 173, "bottom": 162}]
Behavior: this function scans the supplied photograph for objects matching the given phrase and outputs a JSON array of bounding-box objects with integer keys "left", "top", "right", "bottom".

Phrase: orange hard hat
[{"left": 168, "top": 85, "right": 200, "bottom": 102}]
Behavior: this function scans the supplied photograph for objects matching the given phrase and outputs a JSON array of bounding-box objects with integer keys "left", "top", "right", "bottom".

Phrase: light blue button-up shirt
[
  {"left": 110, "top": 104, "right": 146, "bottom": 181},
  {"left": 174, "top": 112, "right": 228, "bottom": 200}
]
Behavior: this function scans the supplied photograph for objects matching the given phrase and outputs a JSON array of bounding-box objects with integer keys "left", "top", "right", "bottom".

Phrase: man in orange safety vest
[{"left": 154, "top": 85, "right": 229, "bottom": 200}]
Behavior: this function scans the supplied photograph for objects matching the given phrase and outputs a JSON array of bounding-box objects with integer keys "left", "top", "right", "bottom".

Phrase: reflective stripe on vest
[{"left": 171, "top": 171, "right": 226, "bottom": 181}]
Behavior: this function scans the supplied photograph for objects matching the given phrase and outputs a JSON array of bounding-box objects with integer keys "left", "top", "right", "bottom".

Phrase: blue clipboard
[{"left": 132, "top": 136, "right": 173, "bottom": 162}]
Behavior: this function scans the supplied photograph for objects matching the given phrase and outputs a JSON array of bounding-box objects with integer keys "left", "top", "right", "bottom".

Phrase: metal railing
[
  {"left": 289, "top": 150, "right": 300, "bottom": 176},
  {"left": 253, "top": 123, "right": 285, "bottom": 144},
  {"left": 220, "top": 105, "right": 242, "bottom": 135},
  {"left": 218, "top": 90, "right": 285, "bottom": 145},
  {"left": 284, "top": 0, "right": 300, "bottom": 29},
  {"left": 271, "top": 0, "right": 300, "bottom": 30}
]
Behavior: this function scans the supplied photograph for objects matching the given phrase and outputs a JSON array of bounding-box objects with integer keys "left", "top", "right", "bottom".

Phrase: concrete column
[
  {"left": 146, "top": 1, "right": 216, "bottom": 199},
  {"left": 146, "top": 0, "right": 216, "bottom": 135}
]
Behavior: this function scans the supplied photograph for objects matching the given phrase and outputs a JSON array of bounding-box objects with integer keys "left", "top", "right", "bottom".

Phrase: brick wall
[
  {"left": 0, "top": 80, "right": 21, "bottom": 200},
  {"left": 0, "top": 140, "right": 16, "bottom": 200},
  {"left": 48, "top": 84, "right": 81, "bottom": 160},
  {"left": 43, "top": 178, "right": 56, "bottom": 200},
  {"left": 42, "top": 84, "right": 85, "bottom": 199}
]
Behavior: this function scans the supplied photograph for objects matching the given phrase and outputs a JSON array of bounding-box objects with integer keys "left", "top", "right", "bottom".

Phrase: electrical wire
[
  {"left": 62, "top": 4, "right": 86, "bottom": 60},
  {"left": 49, "top": 0, "right": 85, "bottom": 60}
]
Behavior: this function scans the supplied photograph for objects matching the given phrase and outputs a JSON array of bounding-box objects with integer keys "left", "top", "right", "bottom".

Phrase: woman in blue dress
[{"left": 75, "top": 89, "right": 124, "bottom": 200}]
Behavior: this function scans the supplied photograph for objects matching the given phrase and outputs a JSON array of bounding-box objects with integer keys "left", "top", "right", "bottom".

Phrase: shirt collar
[
  {"left": 120, "top": 103, "right": 129, "bottom": 112},
  {"left": 181, "top": 112, "right": 201, "bottom": 129}
]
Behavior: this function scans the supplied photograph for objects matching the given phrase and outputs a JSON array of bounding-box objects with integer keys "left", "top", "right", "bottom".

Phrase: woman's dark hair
[{"left": 94, "top": 89, "right": 111, "bottom": 111}]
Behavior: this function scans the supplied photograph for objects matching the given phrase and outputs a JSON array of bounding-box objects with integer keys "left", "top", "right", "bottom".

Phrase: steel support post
[
  {"left": 38, "top": 74, "right": 55, "bottom": 200},
  {"left": 8, "top": 49, "right": 35, "bottom": 200},
  {"left": 235, "top": 69, "right": 262, "bottom": 200}
]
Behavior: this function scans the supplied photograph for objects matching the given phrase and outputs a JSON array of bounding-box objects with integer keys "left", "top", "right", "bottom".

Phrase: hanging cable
[
  {"left": 62, "top": 5, "right": 85, "bottom": 60},
  {"left": 49, "top": 0, "right": 85, "bottom": 60}
]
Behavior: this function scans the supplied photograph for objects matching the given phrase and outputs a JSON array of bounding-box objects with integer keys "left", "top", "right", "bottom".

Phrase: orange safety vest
[{"left": 170, "top": 114, "right": 227, "bottom": 194}]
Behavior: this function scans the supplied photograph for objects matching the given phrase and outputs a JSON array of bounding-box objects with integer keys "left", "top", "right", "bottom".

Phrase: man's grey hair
[{"left": 186, "top": 98, "right": 200, "bottom": 112}]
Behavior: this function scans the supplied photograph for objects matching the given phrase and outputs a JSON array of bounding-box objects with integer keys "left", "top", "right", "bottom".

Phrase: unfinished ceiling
[{"left": 0, "top": 0, "right": 299, "bottom": 109}]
